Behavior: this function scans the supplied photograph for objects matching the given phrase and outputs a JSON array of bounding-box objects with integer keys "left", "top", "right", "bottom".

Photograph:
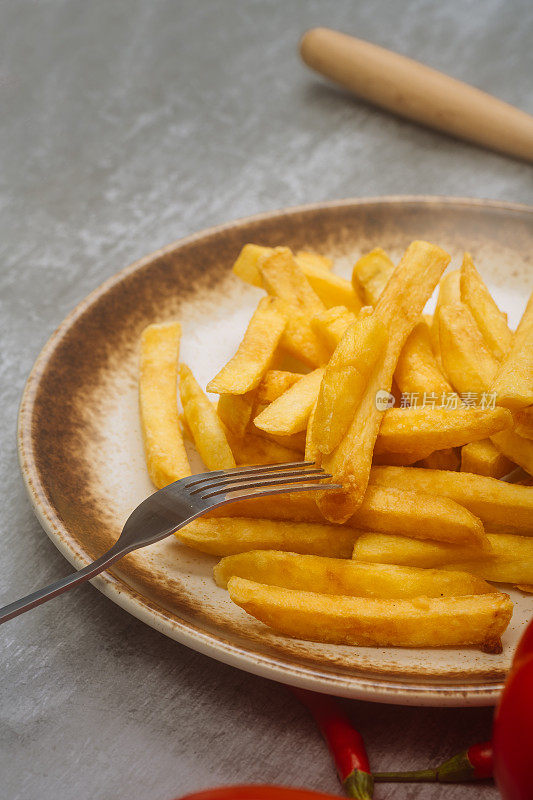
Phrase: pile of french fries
[{"left": 138, "top": 240, "right": 533, "bottom": 654}]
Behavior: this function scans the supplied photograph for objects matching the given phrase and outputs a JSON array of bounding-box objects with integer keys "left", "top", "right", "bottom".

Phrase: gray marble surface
[{"left": 1, "top": 1, "right": 532, "bottom": 798}]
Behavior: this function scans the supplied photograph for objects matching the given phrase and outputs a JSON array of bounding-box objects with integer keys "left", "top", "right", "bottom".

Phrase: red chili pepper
[
  {"left": 179, "top": 786, "right": 340, "bottom": 800},
  {"left": 291, "top": 688, "right": 373, "bottom": 800},
  {"left": 373, "top": 739, "right": 493, "bottom": 783},
  {"left": 493, "top": 653, "right": 533, "bottom": 800}
]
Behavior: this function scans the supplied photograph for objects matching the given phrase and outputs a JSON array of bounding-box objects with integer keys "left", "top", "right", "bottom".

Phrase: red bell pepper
[{"left": 493, "top": 653, "right": 533, "bottom": 800}]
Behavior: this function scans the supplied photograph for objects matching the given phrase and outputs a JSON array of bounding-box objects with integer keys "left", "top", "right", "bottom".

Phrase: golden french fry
[
  {"left": 259, "top": 247, "right": 325, "bottom": 315},
  {"left": 438, "top": 303, "right": 498, "bottom": 393},
  {"left": 352, "top": 248, "right": 395, "bottom": 305},
  {"left": 232, "top": 244, "right": 361, "bottom": 312},
  {"left": 225, "top": 430, "right": 301, "bottom": 466},
  {"left": 491, "top": 429, "right": 533, "bottom": 477},
  {"left": 253, "top": 368, "right": 325, "bottom": 435},
  {"left": 416, "top": 448, "right": 461, "bottom": 471},
  {"left": 217, "top": 392, "right": 256, "bottom": 437},
  {"left": 255, "top": 370, "right": 303, "bottom": 405},
  {"left": 250, "top": 424, "right": 306, "bottom": 454},
  {"left": 210, "top": 482, "right": 487, "bottom": 546},
  {"left": 516, "top": 407, "right": 533, "bottom": 440},
  {"left": 491, "top": 292, "right": 533, "bottom": 411},
  {"left": 310, "top": 311, "right": 388, "bottom": 455},
  {"left": 374, "top": 406, "right": 513, "bottom": 455},
  {"left": 460, "top": 253, "right": 512, "bottom": 361},
  {"left": 370, "top": 465, "right": 533, "bottom": 535},
  {"left": 436, "top": 302, "right": 531, "bottom": 470},
  {"left": 214, "top": 550, "right": 493, "bottom": 597},
  {"left": 517, "top": 585, "right": 533, "bottom": 594},
  {"left": 180, "top": 365, "right": 236, "bottom": 470},
  {"left": 394, "top": 320, "right": 453, "bottom": 396},
  {"left": 227, "top": 577, "right": 512, "bottom": 652},
  {"left": 295, "top": 250, "right": 333, "bottom": 271},
  {"left": 273, "top": 299, "right": 331, "bottom": 367},
  {"left": 176, "top": 517, "right": 356, "bottom": 557},
  {"left": 294, "top": 260, "right": 362, "bottom": 310},
  {"left": 139, "top": 322, "right": 191, "bottom": 488},
  {"left": 354, "top": 531, "right": 533, "bottom": 587},
  {"left": 207, "top": 297, "right": 286, "bottom": 394},
  {"left": 373, "top": 450, "right": 434, "bottom": 467},
  {"left": 430, "top": 269, "right": 461, "bottom": 367},
  {"left": 232, "top": 243, "right": 270, "bottom": 287},
  {"left": 310, "top": 306, "right": 357, "bottom": 350},
  {"left": 353, "top": 485, "right": 488, "bottom": 547},
  {"left": 318, "top": 241, "right": 450, "bottom": 522},
  {"left": 352, "top": 254, "right": 451, "bottom": 396},
  {"left": 461, "top": 439, "right": 515, "bottom": 478}
]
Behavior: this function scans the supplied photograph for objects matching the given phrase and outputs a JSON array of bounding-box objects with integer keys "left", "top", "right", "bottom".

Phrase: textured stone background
[{"left": 1, "top": 1, "right": 532, "bottom": 798}]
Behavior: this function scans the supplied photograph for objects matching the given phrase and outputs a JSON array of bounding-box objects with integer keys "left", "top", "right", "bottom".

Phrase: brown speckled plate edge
[{"left": 18, "top": 196, "right": 533, "bottom": 706}]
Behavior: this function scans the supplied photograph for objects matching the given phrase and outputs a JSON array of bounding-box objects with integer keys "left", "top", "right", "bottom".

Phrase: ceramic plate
[{"left": 18, "top": 197, "right": 533, "bottom": 706}]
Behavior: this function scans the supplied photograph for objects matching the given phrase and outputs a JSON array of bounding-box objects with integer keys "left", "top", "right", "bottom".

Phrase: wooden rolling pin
[{"left": 300, "top": 27, "right": 533, "bottom": 163}]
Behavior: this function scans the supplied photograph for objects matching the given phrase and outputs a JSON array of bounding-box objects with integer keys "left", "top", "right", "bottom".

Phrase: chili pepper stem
[
  {"left": 343, "top": 768, "right": 374, "bottom": 799},
  {"left": 373, "top": 769, "right": 437, "bottom": 783}
]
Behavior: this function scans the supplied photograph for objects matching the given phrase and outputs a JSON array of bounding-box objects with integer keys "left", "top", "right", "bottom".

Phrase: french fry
[
  {"left": 294, "top": 260, "right": 362, "bottom": 310},
  {"left": 516, "top": 407, "right": 533, "bottom": 440},
  {"left": 259, "top": 247, "right": 325, "bottom": 315},
  {"left": 176, "top": 517, "right": 356, "bottom": 557},
  {"left": 460, "top": 253, "right": 512, "bottom": 361},
  {"left": 311, "top": 306, "right": 357, "bottom": 350},
  {"left": 310, "top": 311, "right": 388, "bottom": 455},
  {"left": 253, "top": 368, "right": 325, "bottom": 435},
  {"left": 214, "top": 551, "right": 493, "bottom": 597},
  {"left": 274, "top": 299, "right": 331, "bottom": 367},
  {"left": 438, "top": 303, "right": 498, "bottom": 393},
  {"left": 227, "top": 577, "right": 512, "bottom": 652},
  {"left": 207, "top": 297, "right": 286, "bottom": 394},
  {"left": 217, "top": 392, "right": 256, "bottom": 438},
  {"left": 491, "top": 292, "right": 533, "bottom": 411},
  {"left": 232, "top": 243, "right": 271, "bottom": 287},
  {"left": 232, "top": 244, "right": 360, "bottom": 312},
  {"left": 430, "top": 269, "right": 461, "bottom": 367},
  {"left": 351, "top": 486, "right": 488, "bottom": 547},
  {"left": 295, "top": 250, "right": 333, "bottom": 271},
  {"left": 436, "top": 301, "right": 532, "bottom": 470},
  {"left": 210, "top": 482, "right": 488, "bottom": 547},
  {"left": 250, "top": 425, "right": 306, "bottom": 454},
  {"left": 416, "top": 448, "right": 461, "bottom": 471},
  {"left": 352, "top": 248, "right": 395, "bottom": 305},
  {"left": 491, "top": 430, "right": 533, "bottom": 477},
  {"left": 461, "top": 439, "right": 515, "bottom": 478},
  {"left": 318, "top": 241, "right": 450, "bottom": 522},
  {"left": 354, "top": 252, "right": 451, "bottom": 396},
  {"left": 139, "top": 322, "right": 191, "bottom": 488},
  {"left": 255, "top": 370, "right": 303, "bottom": 405},
  {"left": 394, "top": 320, "right": 453, "bottom": 396},
  {"left": 370, "top": 465, "right": 533, "bottom": 535},
  {"left": 353, "top": 531, "right": 533, "bottom": 586},
  {"left": 180, "top": 365, "right": 236, "bottom": 470},
  {"left": 225, "top": 430, "right": 301, "bottom": 466},
  {"left": 373, "top": 406, "right": 513, "bottom": 455}
]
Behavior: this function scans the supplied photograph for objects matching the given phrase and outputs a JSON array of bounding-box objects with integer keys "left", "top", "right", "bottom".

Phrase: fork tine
[
  {"left": 199, "top": 471, "right": 333, "bottom": 500},
  {"left": 188, "top": 467, "right": 326, "bottom": 495},
  {"left": 214, "top": 481, "right": 342, "bottom": 506},
  {"left": 183, "top": 461, "right": 315, "bottom": 488}
]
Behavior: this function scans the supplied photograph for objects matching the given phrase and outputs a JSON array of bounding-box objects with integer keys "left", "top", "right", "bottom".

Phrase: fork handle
[
  {"left": 300, "top": 27, "right": 533, "bottom": 163},
  {"left": 0, "top": 546, "right": 124, "bottom": 625}
]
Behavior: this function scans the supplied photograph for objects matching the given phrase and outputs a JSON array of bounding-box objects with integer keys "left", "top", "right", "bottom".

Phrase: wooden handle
[{"left": 300, "top": 27, "right": 533, "bottom": 163}]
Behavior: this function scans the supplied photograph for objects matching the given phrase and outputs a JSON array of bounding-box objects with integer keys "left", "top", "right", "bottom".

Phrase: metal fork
[{"left": 0, "top": 461, "right": 337, "bottom": 625}]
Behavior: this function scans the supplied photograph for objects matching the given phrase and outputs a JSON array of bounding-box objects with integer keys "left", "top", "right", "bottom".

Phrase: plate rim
[{"left": 18, "top": 195, "right": 533, "bottom": 706}]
